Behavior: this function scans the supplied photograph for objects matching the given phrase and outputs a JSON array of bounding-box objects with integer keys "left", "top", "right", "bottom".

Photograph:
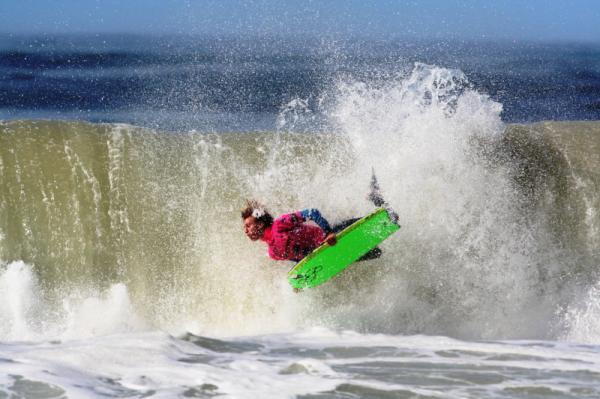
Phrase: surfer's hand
[{"left": 324, "top": 232, "right": 337, "bottom": 246}]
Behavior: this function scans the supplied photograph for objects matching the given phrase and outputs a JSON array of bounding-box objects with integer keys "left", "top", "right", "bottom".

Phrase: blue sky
[{"left": 1, "top": 0, "right": 599, "bottom": 42}]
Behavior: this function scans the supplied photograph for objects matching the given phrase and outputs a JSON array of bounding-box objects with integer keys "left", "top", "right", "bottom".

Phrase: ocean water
[
  {"left": 1, "top": 35, "right": 600, "bottom": 398},
  {"left": 1, "top": 35, "right": 599, "bottom": 130}
]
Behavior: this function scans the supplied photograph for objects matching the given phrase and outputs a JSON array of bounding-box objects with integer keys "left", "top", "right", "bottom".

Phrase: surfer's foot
[{"left": 367, "top": 191, "right": 385, "bottom": 207}]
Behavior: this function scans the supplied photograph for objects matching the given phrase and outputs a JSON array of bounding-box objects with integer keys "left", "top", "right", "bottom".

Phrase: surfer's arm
[
  {"left": 273, "top": 213, "right": 304, "bottom": 232},
  {"left": 274, "top": 209, "right": 333, "bottom": 235},
  {"left": 299, "top": 208, "right": 333, "bottom": 234}
]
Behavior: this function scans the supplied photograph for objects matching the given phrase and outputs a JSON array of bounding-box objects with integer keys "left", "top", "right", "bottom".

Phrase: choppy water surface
[{"left": 2, "top": 331, "right": 600, "bottom": 398}]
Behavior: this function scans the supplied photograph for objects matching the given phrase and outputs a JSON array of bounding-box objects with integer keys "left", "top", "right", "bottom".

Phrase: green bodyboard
[{"left": 288, "top": 208, "right": 400, "bottom": 289}]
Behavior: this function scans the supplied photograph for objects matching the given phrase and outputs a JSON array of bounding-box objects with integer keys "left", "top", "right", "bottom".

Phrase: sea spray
[
  {"left": 294, "top": 64, "right": 598, "bottom": 339},
  {"left": 0, "top": 261, "right": 39, "bottom": 340},
  {"left": 0, "top": 261, "right": 145, "bottom": 340},
  {"left": 285, "top": 64, "right": 544, "bottom": 338}
]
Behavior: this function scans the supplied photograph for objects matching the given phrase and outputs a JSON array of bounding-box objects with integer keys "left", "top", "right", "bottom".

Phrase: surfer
[{"left": 242, "top": 170, "right": 391, "bottom": 263}]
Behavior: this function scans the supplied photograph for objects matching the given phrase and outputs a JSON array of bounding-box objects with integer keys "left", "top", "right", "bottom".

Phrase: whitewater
[{"left": 1, "top": 64, "right": 600, "bottom": 398}]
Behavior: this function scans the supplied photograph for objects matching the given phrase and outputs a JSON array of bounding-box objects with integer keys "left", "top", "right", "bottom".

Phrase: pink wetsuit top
[{"left": 261, "top": 211, "right": 325, "bottom": 261}]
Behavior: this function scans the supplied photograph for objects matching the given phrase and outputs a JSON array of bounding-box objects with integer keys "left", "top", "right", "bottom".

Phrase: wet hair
[{"left": 241, "top": 200, "right": 274, "bottom": 227}]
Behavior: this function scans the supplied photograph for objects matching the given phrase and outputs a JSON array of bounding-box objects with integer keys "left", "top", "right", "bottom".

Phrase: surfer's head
[{"left": 241, "top": 200, "right": 273, "bottom": 241}]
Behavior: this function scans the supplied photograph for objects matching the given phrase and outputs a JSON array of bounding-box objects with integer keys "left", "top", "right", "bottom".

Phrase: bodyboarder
[{"left": 242, "top": 172, "right": 396, "bottom": 263}]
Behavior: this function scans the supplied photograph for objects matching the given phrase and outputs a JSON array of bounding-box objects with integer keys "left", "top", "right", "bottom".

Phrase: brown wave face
[
  {"left": 501, "top": 121, "right": 600, "bottom": 264},
  {"left": 0, "top": 119, "right": 599, "bottom": 339},
  {"left": 0, "top": 120, "right": 351, "bottom": 335}
]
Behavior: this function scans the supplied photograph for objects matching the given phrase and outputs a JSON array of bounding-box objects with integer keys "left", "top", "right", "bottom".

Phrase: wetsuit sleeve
[{"left": 299, "top": 208, "right": 332, "bottom": 234}]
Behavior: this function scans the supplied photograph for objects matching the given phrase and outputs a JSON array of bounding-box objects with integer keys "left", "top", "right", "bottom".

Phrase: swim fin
[{"left": 368, "top": 168, "right": 399, "bottom": 224}]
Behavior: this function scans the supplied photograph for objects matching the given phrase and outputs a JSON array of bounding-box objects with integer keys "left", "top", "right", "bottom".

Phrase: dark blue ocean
[{"left": 1, "top": 34, "right": 599, "bottom": 131}]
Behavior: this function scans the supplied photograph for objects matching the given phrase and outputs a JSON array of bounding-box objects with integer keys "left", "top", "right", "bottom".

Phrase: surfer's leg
[
  {"left": 368, "top": 171, "right": 386, "bottom": 207},
  {"left": 357, "top": 247, "right": 382, "bottom": 261},
  {"left": 369, "top": 169, "right": 399, "bottom": 224},
  {"left": 332, "top": 218, "right": 360, "bottom": 233}
]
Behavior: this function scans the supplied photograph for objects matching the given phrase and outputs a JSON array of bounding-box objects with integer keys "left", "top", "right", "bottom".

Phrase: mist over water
[{"left": 1, "top": 63, "right": 599, "bottom": 346}]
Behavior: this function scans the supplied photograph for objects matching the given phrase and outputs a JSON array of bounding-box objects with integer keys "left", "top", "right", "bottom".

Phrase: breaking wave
[{"left": 1, "top": 64, "right": 599, "bottom": 342}]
